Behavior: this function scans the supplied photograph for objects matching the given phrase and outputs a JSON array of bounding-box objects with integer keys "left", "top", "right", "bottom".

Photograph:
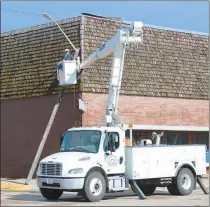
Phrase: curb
[{"left": 1, "top": 184, "right": 31, "bottom": 191}]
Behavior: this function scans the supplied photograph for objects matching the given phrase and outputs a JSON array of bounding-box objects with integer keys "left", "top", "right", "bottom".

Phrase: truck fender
[
  {"left": 174, "top": 163, "right": 197, "bottom": 190},
  {"left": 84, "top": 166, "right": 109, "bottom": 192},
  {"left": 174, "top": 163, "right": 197, "bottom": 178}
]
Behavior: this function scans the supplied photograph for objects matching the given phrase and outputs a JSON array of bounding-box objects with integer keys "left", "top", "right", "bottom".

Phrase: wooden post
[{"left": 25, "top": 87, "right": 64, "bottom": 185}]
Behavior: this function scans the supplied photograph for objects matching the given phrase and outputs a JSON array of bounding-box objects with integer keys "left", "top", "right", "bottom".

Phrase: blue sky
[{"left": 1, "top": 1, "right": 209, "bottom": 33}]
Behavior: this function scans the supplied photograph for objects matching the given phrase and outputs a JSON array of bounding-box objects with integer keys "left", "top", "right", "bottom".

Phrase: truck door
[{"left": 103, "top": 131, "right": 125, "bottom": 174}]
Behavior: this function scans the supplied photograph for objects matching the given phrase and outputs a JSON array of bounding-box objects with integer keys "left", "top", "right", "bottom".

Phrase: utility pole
[{"left": 25, "top": 87, "right": 64, "bottom": 185}]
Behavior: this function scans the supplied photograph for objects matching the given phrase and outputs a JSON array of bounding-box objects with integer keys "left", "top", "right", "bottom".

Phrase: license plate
[{"left": 47, "top": 178, "right": 53, "bottom": 184}]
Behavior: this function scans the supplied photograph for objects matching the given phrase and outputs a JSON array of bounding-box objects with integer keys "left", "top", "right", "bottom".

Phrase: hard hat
[{"left": 65, "top": 49, "right": 70, "bottom": 52}]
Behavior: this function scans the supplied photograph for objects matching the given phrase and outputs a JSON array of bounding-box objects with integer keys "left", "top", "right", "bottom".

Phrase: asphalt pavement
[{"left": 1, "top": 175, "right": 209, "bottom": 206}]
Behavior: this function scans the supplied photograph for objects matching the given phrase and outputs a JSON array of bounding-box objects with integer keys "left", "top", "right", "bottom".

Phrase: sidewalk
[{"left": 1, "top": 178, "right": 39, "bottom": 192}]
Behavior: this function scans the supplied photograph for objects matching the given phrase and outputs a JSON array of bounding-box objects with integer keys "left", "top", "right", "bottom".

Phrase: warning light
[
  {"left": 128, "top": 123, "right": 133, "bottom": 128},
  {"left": 125, "top": 139, "right": 131, "bottom": 146}
]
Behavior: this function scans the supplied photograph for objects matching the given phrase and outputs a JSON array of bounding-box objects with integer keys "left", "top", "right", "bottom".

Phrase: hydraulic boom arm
[{"left": 79, "top": 21, "right": 143, "bottom": 126}]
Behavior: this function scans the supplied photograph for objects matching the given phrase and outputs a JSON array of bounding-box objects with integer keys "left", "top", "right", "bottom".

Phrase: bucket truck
[{"left": 36, "top": 21, "right": 208, "bottom": 202}]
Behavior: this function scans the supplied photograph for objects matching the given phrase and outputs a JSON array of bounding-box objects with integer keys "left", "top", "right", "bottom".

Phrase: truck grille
[{"left": 41, "top": 163, "right": 62, "bottom": 176}]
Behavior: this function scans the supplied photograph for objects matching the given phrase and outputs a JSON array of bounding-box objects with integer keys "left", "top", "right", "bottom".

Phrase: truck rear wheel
[
  {"left": 83, "top": 171, "right": 106, "bottom": 202},
  {"left": 167, "top": 168, "right": 195, "bottom": 196},
  {"left": 40, "top": 188, "right": 63, "bottom": 200}
]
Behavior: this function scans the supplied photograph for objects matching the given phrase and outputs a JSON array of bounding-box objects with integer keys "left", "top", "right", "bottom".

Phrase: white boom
[{"left": 79, "top": 21, "right": 143, "bottom": 127}]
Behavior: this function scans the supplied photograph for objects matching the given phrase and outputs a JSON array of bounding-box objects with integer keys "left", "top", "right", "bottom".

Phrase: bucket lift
[{"left": 56, "top": 60, "right": 78, "bottom": 86}]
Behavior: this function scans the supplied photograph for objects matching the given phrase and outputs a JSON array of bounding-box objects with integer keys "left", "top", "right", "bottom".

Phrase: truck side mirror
[{"left": 60, "top": 133, "right": 65, "bottom": 147}]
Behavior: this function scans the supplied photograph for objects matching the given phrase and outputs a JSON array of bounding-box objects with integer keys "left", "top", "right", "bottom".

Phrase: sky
[{"left": 1, "top": 1, "right": 209, "bottom": 34}]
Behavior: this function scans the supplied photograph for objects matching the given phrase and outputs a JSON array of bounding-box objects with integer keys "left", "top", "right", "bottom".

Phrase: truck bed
[{"left": 125, "top": 145, "right": 206, "bottom": 180}]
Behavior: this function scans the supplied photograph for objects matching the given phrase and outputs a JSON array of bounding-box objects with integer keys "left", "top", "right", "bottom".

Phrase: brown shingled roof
[
  {"left": 82, "top": 15, "right": 209, "bottom": 99},
  {"left": 0, "top": 14, "right": 209, "bottom": 100},
  {"left": 1, "top": 17, "right": 81, "bottom": 99}
]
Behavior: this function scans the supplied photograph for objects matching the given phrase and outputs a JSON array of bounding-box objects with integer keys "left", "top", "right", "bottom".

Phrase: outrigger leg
[
  {"left": 129, "top": 180, "right": 146, "bottom": 200},
  {"left": 197, "top": 176, "right": 209, "bottom": 195}
]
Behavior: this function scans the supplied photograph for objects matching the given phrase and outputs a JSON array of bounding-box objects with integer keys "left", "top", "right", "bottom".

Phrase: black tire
[
  {"left": 83, "top": 171, "right": 106, "bottom": 202},
  {"left": 167, "top": 182, "right": 180, "bottom": 195},
  {"left": 167, "top": 168, "right": 195, "bottom": 196},
  {"left": 141, "top": 185, "right": 156, "bottom": 195},
  {"left": 131, "top": 182, "right": 156, "bottom": 195},
  {"left": 77, "top": 190, "right": 85, "bottom": 197},
  {"left": 40, "top": 188, "right": 63, "bottom": 200}
]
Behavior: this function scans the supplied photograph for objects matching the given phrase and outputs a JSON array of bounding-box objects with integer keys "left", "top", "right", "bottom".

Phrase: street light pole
[{"left": 42, "top": 13, "right": 77, "bottom": 52}]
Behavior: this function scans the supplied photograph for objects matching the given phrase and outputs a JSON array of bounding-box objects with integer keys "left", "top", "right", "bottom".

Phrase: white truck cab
[{"left": 37, "top": 126, "right": 129, "bottom": 201}]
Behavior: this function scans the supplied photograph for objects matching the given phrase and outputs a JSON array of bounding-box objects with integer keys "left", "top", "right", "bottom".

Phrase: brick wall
[
  {"left": 1, "top": 93, "right": 81, "bottom": 178},
  {"left": 82, "top": 93, "right": 209, "bottom": 126}
]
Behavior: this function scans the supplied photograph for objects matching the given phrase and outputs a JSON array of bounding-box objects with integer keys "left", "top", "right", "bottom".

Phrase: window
[
  {"left": 167, "top": 133, "right": 188, "bottom": 145},
  {"left": 130, "top": 131, "right": 150, "bottom": 145},
  {"left": 160, "top": 133, "right": 167, "bottom": 144},
  {"left": 128, "top": 130, "right": 189, "bottom": 145},
  {"left": 103, "top": 132, "right": 120, "bottom": 151},
  {"left": 60, "top": 130, "right": 102, "bottom": 153},
  {"left": 192, "top": 133, "right": 209, "bottom": 150}
]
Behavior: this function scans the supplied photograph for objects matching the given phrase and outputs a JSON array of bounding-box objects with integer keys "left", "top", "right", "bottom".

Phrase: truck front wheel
[
  {"left": 83, "top": 171, "right": 106, "bottom": 202},
  {"left": 40, "top": 188, "right": 63, "bottom": 200},
  {"left": 167, "top": 168, "right": 195, "bottom": 196}
]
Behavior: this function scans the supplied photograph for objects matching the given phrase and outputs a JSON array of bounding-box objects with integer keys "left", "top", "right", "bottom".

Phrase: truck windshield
[{"left": 60, "top": 130, "right": 102, "bottom": 153}]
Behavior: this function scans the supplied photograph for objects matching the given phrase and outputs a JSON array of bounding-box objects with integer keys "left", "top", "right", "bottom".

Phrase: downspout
[
  {"left": 79, "top": 14, "right": 85, "bottom": 126},
  {"left": 80, "top": 14, "right": 85, "bottom": 62}
]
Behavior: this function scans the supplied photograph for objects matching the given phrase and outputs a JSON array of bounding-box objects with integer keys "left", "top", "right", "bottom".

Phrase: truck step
[{"left": 109, "top": 188, "right": 130, "bottom": 192}]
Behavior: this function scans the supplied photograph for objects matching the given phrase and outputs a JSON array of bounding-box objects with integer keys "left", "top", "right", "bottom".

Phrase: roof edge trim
[
  {"left": 144, "top": 23, "right": 209, "bottom": 36},
  {"left": 81, "top": 12, "right": 123, "bottom": 23}
]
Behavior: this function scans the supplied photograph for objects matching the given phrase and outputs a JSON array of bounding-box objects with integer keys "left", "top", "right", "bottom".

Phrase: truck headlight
[{"left": 68, "top": 168, "right": 83, "bottom": 174}]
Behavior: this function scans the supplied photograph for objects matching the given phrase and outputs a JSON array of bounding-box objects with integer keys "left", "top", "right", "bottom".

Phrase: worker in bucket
[
  {"left": 57, "top": 48, "right": 73, "bottom": 72},
  {"left": 57, "top": 49, "right": 73, "bottom": 70},
  {"left": 62, "top": 49, "right": 73, "bottom": 60}
]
